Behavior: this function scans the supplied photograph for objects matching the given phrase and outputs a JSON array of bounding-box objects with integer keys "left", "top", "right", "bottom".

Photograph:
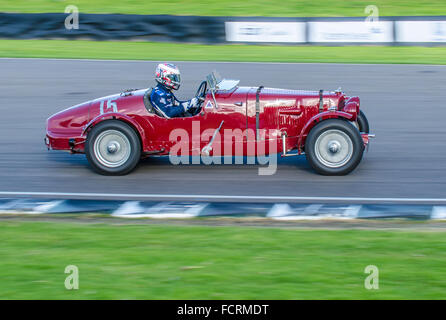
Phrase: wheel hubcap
[
  {"left": 93, "top": 130, "right": 131, "bottom": 168},
  {"left": 107, "top": 141, "right": 120, "bottom": 154},
  {"left": 314, "top": 129, "right": 353, "bottom": 168},
  {"left": 328, "top": 140, "right": 341, "bottom": 154}
]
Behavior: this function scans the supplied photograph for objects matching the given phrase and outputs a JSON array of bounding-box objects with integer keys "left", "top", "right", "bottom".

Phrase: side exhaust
[{"left": 281, "top": 133, "right": 299, "bottom": 157}]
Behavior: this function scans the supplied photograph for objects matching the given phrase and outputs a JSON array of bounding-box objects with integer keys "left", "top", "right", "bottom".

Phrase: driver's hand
[
  {"left": 190, "top": 97, "right": 199, "bottom": 107},
  {"left": 184, "top": 97, "right": 198, "bottom": 112}
]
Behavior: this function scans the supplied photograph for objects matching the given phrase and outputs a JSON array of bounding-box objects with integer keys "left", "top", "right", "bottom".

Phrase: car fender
[
  {"left": 82, "top": 112, "right": 148, "bottom": 149},
  {"left": 297, "top": 111, "right": 354, "bottom": 153}
]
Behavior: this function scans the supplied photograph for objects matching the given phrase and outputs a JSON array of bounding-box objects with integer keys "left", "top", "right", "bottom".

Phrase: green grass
[
  {"left": 1, "top": 221, "right": 446, "bottom": 299},
  {"left": 1, "top": 0, "right": 445, "bottom": 65},
  {"left": 1, "top": 0, "right": 445, "bottom": 16},
  {"left": 2, "top": 39, "right": 446, "bottom": 64}
]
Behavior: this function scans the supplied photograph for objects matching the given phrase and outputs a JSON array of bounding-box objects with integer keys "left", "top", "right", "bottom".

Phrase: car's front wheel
[
  {"left": 85, "top": 120, "right": 141, "bottom": 175},
  {"left": 305, "top": 119, "right": 364, "bottom": 175}
]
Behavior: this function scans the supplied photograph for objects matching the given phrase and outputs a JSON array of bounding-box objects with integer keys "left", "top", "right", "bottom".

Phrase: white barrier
[
  {"left": 225, "top": 21, "right": 306, "bottom": 43},
  {"left": 225, "top": 19, "right": 446, "bottom": 44},
  {"left": 308, "top": 21, "right": 394, "bottom": 43},
  {"left": 396, "top": 21, "right": 446, "bottom": 42}
]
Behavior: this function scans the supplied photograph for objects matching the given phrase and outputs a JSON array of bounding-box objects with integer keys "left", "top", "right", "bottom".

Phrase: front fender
[
  {"left": 297, "top": 111, "right": 354, "bottom": 153},
  {"left": 82, "top": 112, "right": 148, "bottom": 149}
]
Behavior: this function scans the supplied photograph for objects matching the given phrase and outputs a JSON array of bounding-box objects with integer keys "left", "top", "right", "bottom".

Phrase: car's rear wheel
[
  {"left": 305, "top": 119, "right": 364, "bottom": 175},
  {"left": 85, "top": 120, "right": 141, "bottom": 175}
]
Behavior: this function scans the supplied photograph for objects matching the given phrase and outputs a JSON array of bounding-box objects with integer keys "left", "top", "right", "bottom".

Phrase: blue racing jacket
[{"left": 149, "top": 83, "right": 197, "bottom": 118}]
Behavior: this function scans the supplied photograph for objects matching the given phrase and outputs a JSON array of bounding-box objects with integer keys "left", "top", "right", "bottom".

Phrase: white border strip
[{"left": 0, "top": 192, "right": 445, "bottom": 203}]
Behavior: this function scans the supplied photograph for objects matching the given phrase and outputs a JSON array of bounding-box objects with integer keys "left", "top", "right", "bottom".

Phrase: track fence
[{"left": 0, "top": 13, "right": 445, "bottom": 45}]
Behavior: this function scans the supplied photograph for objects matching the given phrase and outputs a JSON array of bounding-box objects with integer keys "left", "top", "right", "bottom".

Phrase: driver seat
[{"left": 143, "top": 88, "right": 166, "bottom": 118}]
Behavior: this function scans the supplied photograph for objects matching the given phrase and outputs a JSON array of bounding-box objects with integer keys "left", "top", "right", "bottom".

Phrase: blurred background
[{"left": 0, "top": 0, "right": 446, "bottom": 300}]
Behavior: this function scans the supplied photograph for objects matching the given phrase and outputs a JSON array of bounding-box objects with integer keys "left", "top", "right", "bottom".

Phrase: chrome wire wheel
[
  {"left": 93, "top": 129, "right": 131, "bottom": 168},
  {"left": 314, "top": 129, "right": 353, "bottom": 168}
]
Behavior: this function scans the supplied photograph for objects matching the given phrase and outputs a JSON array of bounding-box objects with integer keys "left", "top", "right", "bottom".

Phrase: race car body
[{"left": 45, "top": 72, "right": 373, "bottom": 175}]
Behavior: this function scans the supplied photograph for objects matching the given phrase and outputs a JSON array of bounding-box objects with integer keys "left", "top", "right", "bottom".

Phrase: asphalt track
[{"left": 1, "top": 58, "right": 445, "bottom": 203}]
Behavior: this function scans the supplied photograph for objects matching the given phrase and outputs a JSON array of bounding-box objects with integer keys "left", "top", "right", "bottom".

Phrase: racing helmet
[{"left": 155, "top": 63, "right": 181, "bottom": 90}]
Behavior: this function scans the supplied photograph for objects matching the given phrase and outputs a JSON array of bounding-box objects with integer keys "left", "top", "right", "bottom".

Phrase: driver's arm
[
  {"left": 150, "top": 89, "right": 187, "bottom": 118},
  {"left": 174, "top": 96, "right": 199, "bottom": 111},
  {"left": 172, "top": 81, "right": 206, "bottom": 113}
]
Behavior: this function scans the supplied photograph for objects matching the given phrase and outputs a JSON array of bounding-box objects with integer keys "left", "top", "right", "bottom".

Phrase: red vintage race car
[{"left": 45, "top": 72, "right": 373, "bottom": 175}]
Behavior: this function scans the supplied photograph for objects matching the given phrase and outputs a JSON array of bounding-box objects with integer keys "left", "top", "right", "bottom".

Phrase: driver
[{"left": 150, "top": 63, "right": 199, "bottom": 118}]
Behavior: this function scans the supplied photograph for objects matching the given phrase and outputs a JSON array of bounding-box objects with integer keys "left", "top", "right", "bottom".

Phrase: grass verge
[
  {"left": 1, "top": 0, "right": 445, "bottom": 16},
  {"left": 0, "top": 221, "right": 445, "bottom": 299},
  {"left": 1, "top": 39, "right": 446, "bottom": 64}
]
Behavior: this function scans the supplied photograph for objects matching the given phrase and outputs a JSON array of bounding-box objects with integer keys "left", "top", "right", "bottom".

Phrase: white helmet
[{"left": 155, "top": 63, "right": 181, "bottom": 90}]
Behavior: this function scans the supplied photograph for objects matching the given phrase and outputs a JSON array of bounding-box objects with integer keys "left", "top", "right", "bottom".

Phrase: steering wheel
[
  {"left": 195, "top": 81, "right": 207, "bottom": 103},
  {"left": 187, "top": 80, "right": 207, "bottom": 116}
]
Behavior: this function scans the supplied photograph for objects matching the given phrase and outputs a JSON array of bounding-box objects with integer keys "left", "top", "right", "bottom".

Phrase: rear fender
[
  {"left": 82, "top": 113, "right": 148, "bottom": 149},
  {"left": 297, "top": 111, "right": 354, "bottom": 153}
]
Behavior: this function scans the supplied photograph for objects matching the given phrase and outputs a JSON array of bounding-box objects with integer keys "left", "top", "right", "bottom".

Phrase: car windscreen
[{"left": 206, "top": 71, "right": 222, "bottom": 91}]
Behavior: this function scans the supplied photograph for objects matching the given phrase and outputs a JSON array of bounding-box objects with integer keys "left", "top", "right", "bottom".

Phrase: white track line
[{"left": 0, "top": 192, "right": 445, "bottom": 203}]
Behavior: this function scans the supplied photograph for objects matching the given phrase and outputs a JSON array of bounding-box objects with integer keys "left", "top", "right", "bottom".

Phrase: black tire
[
  {"left": 357, "top": 110, "right": 370, "bottom": 134},
  {"left": 85, "top": 120, "right": 141, "bottom": 175},
  {"left": 305, "top": 119, "right": 364, "bottom": 175}
]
